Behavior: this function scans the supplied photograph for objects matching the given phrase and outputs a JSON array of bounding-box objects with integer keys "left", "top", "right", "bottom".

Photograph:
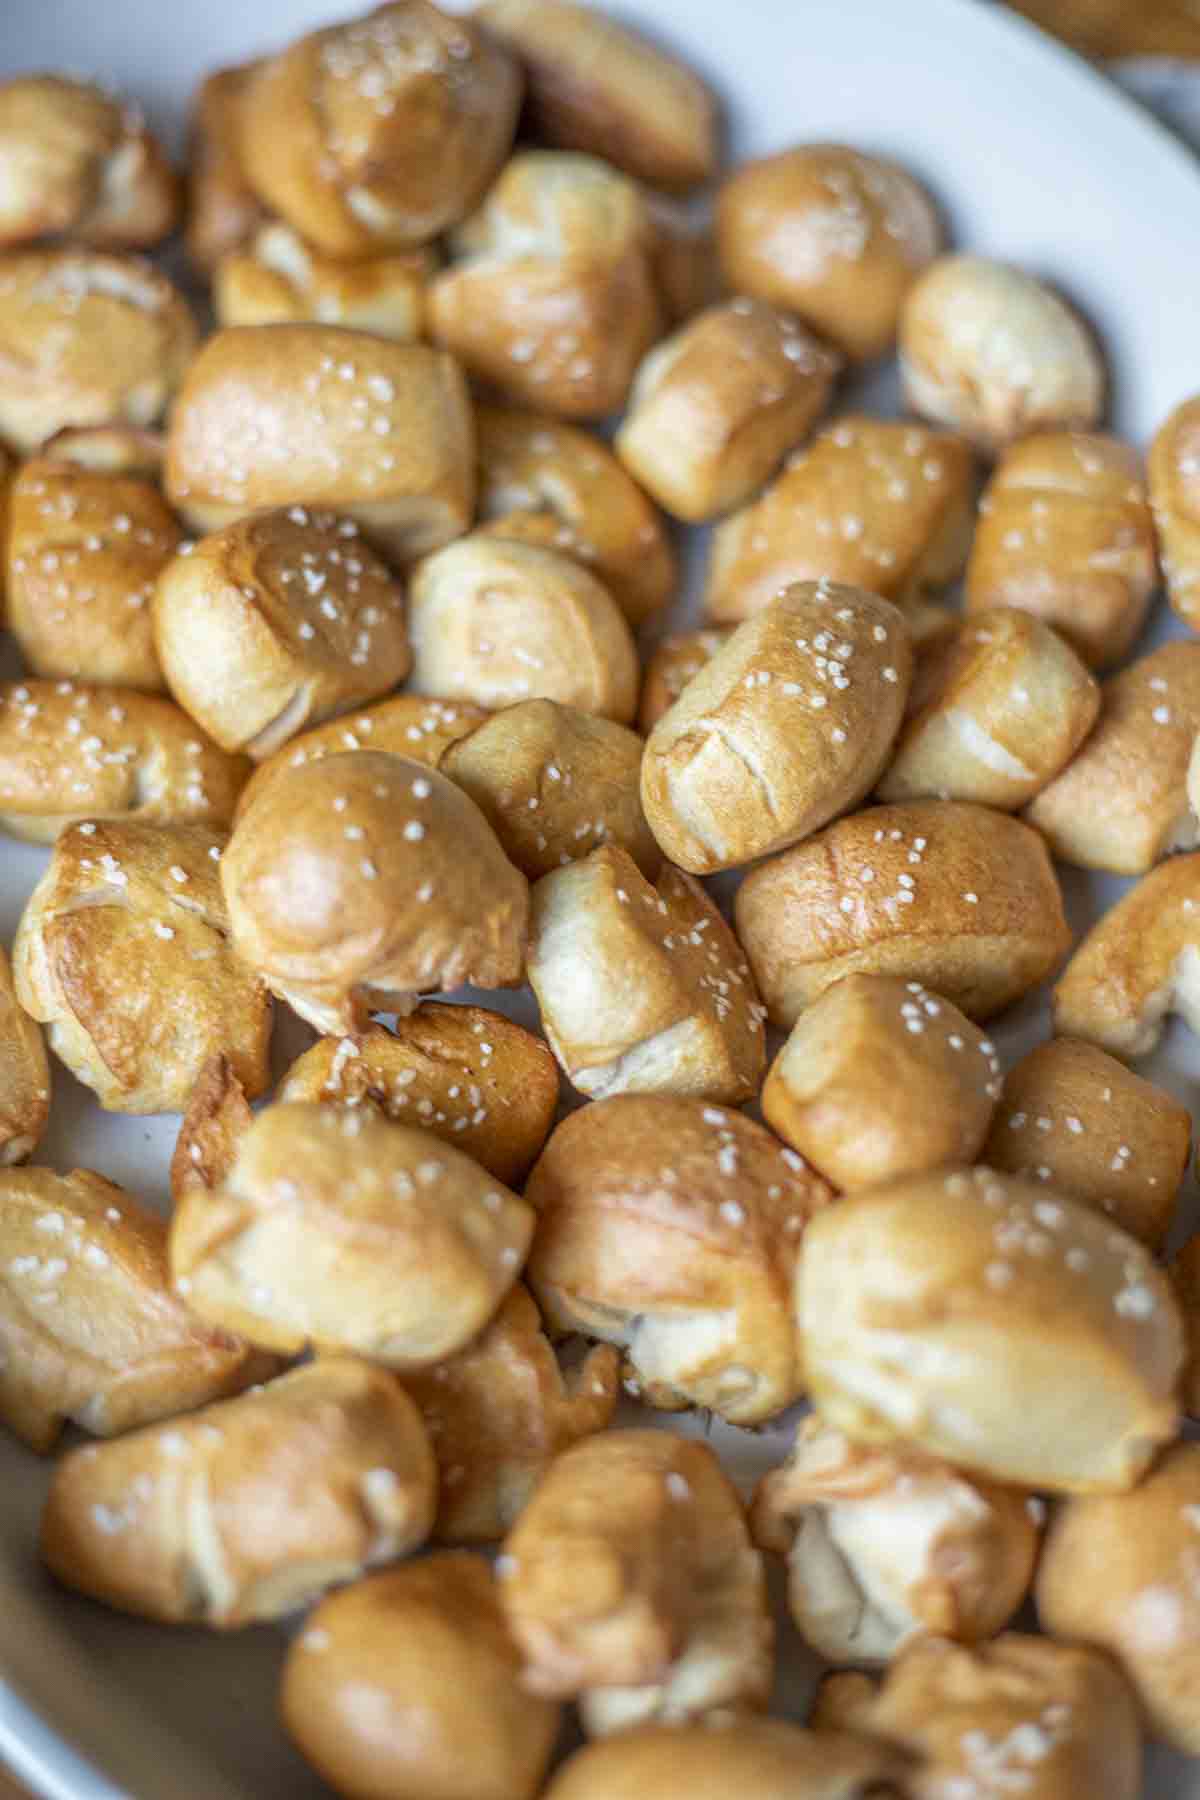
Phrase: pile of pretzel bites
[{"left": 0, "top": 5, "right": 1199, "bottom": 1797}]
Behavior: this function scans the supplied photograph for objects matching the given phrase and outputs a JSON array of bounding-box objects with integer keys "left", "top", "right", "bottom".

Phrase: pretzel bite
[
  {"left": 814, "top": 1634, "right": 1141, "bottom": 1800},
  {"left": 41, "top": 1357, "right": 435, "bottom": 1628},
  {"left": 716, "top": 145, "right": 941, "bottom": 362},
  {"left": 238, "top": 2, "right": 521, "bottom": 256},
  {"left": 878, "top": 609, "right": 1099, "bottom": 810},
  {"left": 1171, "top": 1233, "right": 1200, "bottom": 1418},
  {"left": 1053, "top": 852, "right": 1200, "bottom": 1055},
  {"left": 0, "top": 947, "right": 49, "bottom": 1168},
  {"left": 642, "top": 581, "right": 912, "bottom": 874},
  {"left": 184, "top": 65, "right": 266, "bottom": 274},
  {"left": 736, "top": 800, "right": 1070, "bottom": 1029},
  {"left": 525, "top": 1096, "right": 832, "bottom": 1424},
  {"left": 221, "top": 750, "right": 527, "bottom": 1035},
  {"left": 983, "top": 1038, "right": 1189, "bottom": 1252},
  {"left": 1037, "top": 1442, "right": 1200, "bottom": 1753},
  {"left": 0, "top": 75, "right": 178, "bottom": 249},
  {"left": 279, "top": 1004, "right": 558, "bottom": 1188},
  {"left": 38, "top": 422, "right": 164, "bottom": 476},
  {"left": 0, "top": 248, "right": 196, "bottom": 454},
  {"left": 900, "top": 255, "right": 1105, "bottom": 452},
  {"left": 406, "top": 1284, "right": 618, "bottom": 1543},
  {"left": 646, "top": 201, "right": 724, "bottom": 327},
  {"left": 0, "top": 1166, "right": 262, "bottom": 1453},
  {"left": 477, "top": 0, "right": 718, "bottom": 193},
  {"left": 638, "top": 629, "right": 731, "bottom": 734},
  {"left": 282, "top": 1553, "right": 561, "bottom": 1800},
  {"left": 428, "top": 151, "right": 661, "bottom": 420},
  {"left": 705, "top": 416, "right": 973, "bottom": 623},
  {"left": 234, "top": 693, "right": 488, "bottom": 822},
  {"left": 164, "top": 326, "right": 473, "bottom": 562},
  {"left": 752, "top": 1415, "right": 1038, "bottom": 1667},
  {"left": 153, "top": 507, "right": 411, "bottom": 761},
  {"left": 615, "top": 300, "right": 839, "bottom": 523},
  {"left": 798, "top": 1165, "right": 1182, "bottom": 1492},
  {"left": 441, "top": 702, "right": 657, "bottom": 880},
  {"left": 544, "top": 1718, "right": 909, "bottom": 1800},
  {"left": 408, "top": 536, "right": 638, "bottom": 723},
  {"left": 499, "top": 1429, "right": 772, "bottom": 1732},
  {"left": 7, "top": 453, "right": 181, "bottom": 689},
  {"left": 1150, "top": 390, "right": 1200, "bottom": 630},
  {"left": 171, "top": 1052, "right": 253, "bottom": 1205},
  {"left": 13, "top": 819, "right": 271, "bottom": 1115},
  {"left": 214, "top": 223, "right": 432, "bottom": 338},
  {"left": 528, "top": 846, "right": 764, "bottom": 1104},
  {"left": 966, "top": 431, "right": 1156, "bottom": 668},
  {"left": 0, "top": 679, "right": 248, "bottom": 844},
  {"left": 1027, "top": 642, "right": 1200, "bottom": 871},
  {"left": 762, "top": 974, "right": 999, "bottom": 1190},
  {"left": 475, "top": 405, "right": 676, "bottom": 626},
  {"left": 172, "top": 1101, "right": 532, "bottom": 1366}
]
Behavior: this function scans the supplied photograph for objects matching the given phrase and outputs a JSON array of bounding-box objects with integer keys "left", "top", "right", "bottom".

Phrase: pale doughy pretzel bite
[
  {"left": 525, "top": 1095, "right": 832, "bottom": 1425},
  {"left": 735, "top": 800, "right": 1071, "bottom": 1030},
  {"left": 878, "top": 609, "right": 1099, "bottom": 810},
  {"left": 279, "top": 1004, "right": 558, "bottom": 1188},
  {"left": 638, "top": 629, "right": 732, "bottom": 734},
  {"left": 498, "top": 1429, "right": 772, "bottom": 1732},
  {"left": 641, "top": 581, "right": 912, "bottom": 874},
  {"left": 233, "top": 692, "right": 488, "bottom": 821},
  {"left": 441, "top": 702, "right": 657, "bottom": 881},
  {"left": 543, "top": 1718, "right": 909, "bottom": 1800},
  {"left": 475, "top": 404, "right": 677, "bottom": 627},
  {"left": 814, "top": 1633, "right": 1141, "bottom": 1800},
  {"left": 1027, "top": 642, "right": 1200, "bottom": 871},
  {"left": 214, "top": 223, "right": 432, "bottom": 338},
  {"left": 614, "top": 299, "right": 839, "bottom": 523},
  {"left": 428, "top": 151, "right": 661, "bottom": 420},
  {"left": 281, "top": 1553, "right": 561, "bottom": 1800},
  {"left": 220, "top": 750, "right": 528, "bottom": 1035},
  {"left": 983, "top": 1037, "right": 1189, "bottom": 1252},
  {"left": 1037, "top": 1442, "right": 1200, "bottom": 1753},
  {"left": 761, "top": 973, "right": 1000, "bottom": 1190},
  {"left": 1052, "top": 852, "right": 1200, "bottom": 1055},
  {"left": 153, "top": 507, "right": 411, "bottom": 760},
  {"left": 751, "top": 1414, "right": 1038, "bottom": 1666},
  {"left": 0, "top": 679, "right": 249, "bottom": 845},
  {"left": 704, "top": 416, "right": 973, "bottom": 624},
  {"left": 184, "top": 65, "right": 266, "bottom": 274},
  {"left": 171, "top": 1101, "right": 533, "bottom": 1366},
  {"left": 0, "top": 75, "right": 178, "bottom": 250},
  {"left": 0, "top": 946, "right": 49, "bottom": 1168},
  {"left": 900, "top": 256, "right": 1105, "bottom": 452},
  {"left": 966, "top": 430, "right": 1156, "bottom": 668},
  {"left": 797, "top": 1166, "right": 1182, "bottom": 1492},
  {"left": 477, "top": 0, "right": 719, "bottom": 193},
  {"left": 406, "top": 1284, "right": 618, "bottom": 1543},
  {"left": 41, "top": 1358, "right": 435, "bottom": 1628},
  {"left": 526, "top": 845, "right": 765, "bottom": 1105},
  {"left": 37, "top": 422, "right": 164, "bottom": 475},
  {"left": 164, "top": 326, "right": 474, "bottom": 562},
  {"left": 717, "top": 145, "right": 941, "bottom": 362},
  {"left": 408, "top": 535, "right": 638, "bottom": 723},
  {"left": 7, "top": 452, "right": 181, "bottom": 690},
  {"left": 0, "top": 1166, "right": 262, "bottom": 1453},
  {"left": 238, "top": 1, "right": 521, "bottom": 256},
  {"left": 0, "top": 248, "right": 196, "bottom": 453},
  {"left": 13, "top": 819, "right": 272, "bottom": 1115},
  {"left": 1150, "top": 392, "right": 1200, "bottom": 628}
]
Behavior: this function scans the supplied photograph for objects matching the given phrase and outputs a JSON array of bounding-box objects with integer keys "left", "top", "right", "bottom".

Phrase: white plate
[{"left": 2, "top": 0, "right": 1200, "bottom": 1794}]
